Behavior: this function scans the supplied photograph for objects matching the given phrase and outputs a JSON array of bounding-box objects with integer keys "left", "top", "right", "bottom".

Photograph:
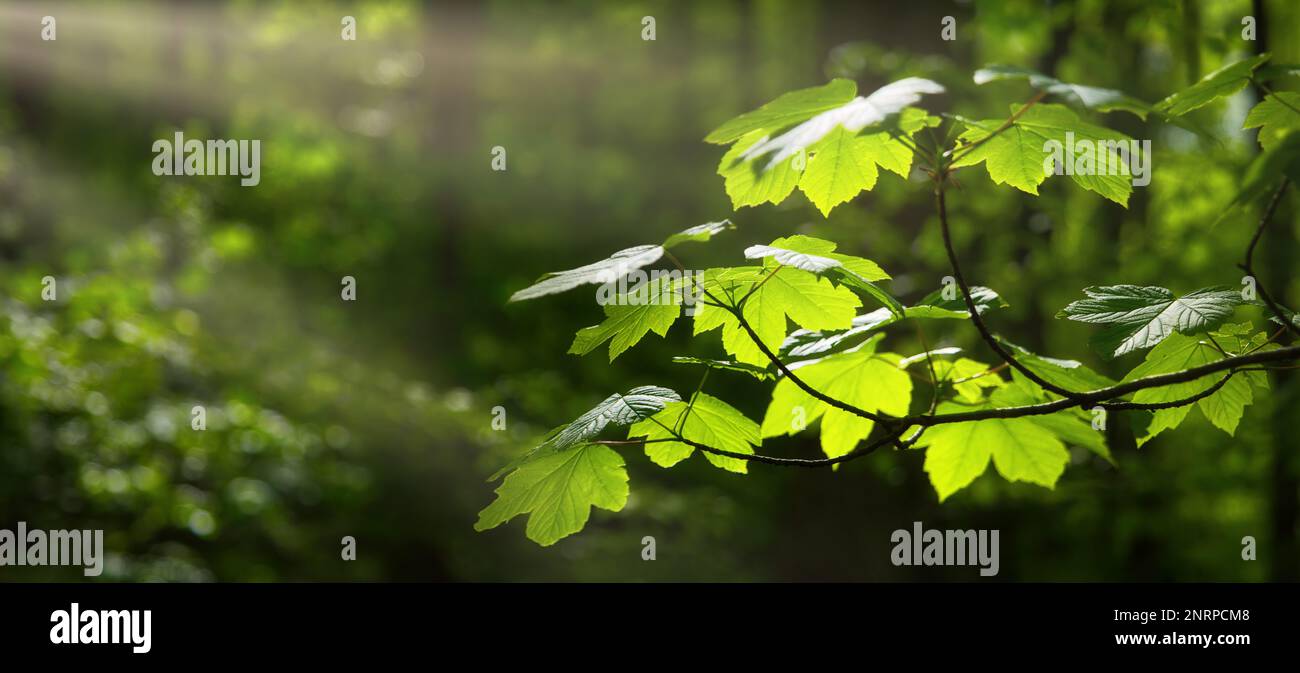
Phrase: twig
[{"left": 1239, "top": 178, "right": 1299, "bottom": 338}]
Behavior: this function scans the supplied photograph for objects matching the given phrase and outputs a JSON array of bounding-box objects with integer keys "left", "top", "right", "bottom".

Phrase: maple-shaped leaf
[
  {"left": 796, "top": 107, "right": 942, "bottom": 216},
  {"left": 628, "top": 393, "right": 760, "bottom": 474},
  {"left": 489, "top": 385, "right": 680, "bottom": 479},
  {"left": 694, "top": 266, "right": 860, "bottom": 366},
  {"left": 738, "top": 78, "right": 944, "bottom": 168},
  {"left": 744, "top": 235, "right": 901, "bottom": 314},
  {"left": 994, "top": 372, "right": 1113, "bottom": 463},
  {"left": 716, "top": 130, "right": 805, "bottom": 208},
  {"left": 953, "top": 103, "right": 1140, "bottom": 206},
  {"left": 1244, "top": 92, "right": 1300, "bottom": 151},
  {"left": 1058, "top": 285, "right": 1241, "bottom": 358},
  {"left": 796, "top": 127, "right": 886, "bottom": 215},
  {"left": 761, "top": 337, "right": 912, "bottom": 459},
  {"left": 710, "top": 78, "right": 943, "bottom": 214},
  {"left": 1120, "top": 326, "right": 1270, "bottom": 444},
  {"left": 917, "top": 393, "right": 1070, "bottom": 501},
  {"left": 569, "top": 276, "right": 688, "bottom": 362},
  {"left": 1156, "top": 54, "right": 1270, "bottom": 117},
  {"left": 475, "top": 443, "right": 629, "bottom": 547}
]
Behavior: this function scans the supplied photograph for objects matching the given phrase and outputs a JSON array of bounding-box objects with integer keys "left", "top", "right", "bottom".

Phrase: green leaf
[
  {"left": 569, "top": 301, "right": 680, "bottom": 362},
  {"left": 510, "top": 221, "right": 733, "bottom": 301},
  {"left": 705, "top": 79, "right": 858, "bottom": 144},
  {"left": 761, "top": 341, "right": 912, "bottom": 459},
  {"left": 1059, "top": 285, "right": 1242, "bottom": 358},
  {"left": 510, "top": 245, "right": 664, "bottom": 302},
  {"left": 745, "top": 240, "right": 845, "bottom": 274},
  {"left": 628, "top": 393, "right": 760, "bottom": 474},
  {"left": 907, "top": 285, "right": 1010, "bottom": 319},
  {"left": 796, "top": 126, "right": 880, "bottom": 215},
  {"left": 995, "top": 373, "right": 1113, "bottom": 463},
  {"left": 663, "top": 219, "right": 735, "bottom": 249},
  {"left": 831, "top": 269, "right": 905, "bottom": 318},
  {"left": 917, "top": 400, "right": 1070, "bottom": 501},
  {"left": 670, "top": 356, "right": 775, "bottom": 381},
  {"left": 898, "top": 350, "right": 1005, "bottom": 403},
  {"left": 792, "top": 109, "right": 941, "bottom": 215},
  {"left": 1243, "top": 92, "right": 1300, "bottom": 151},
  {"left": 936, "top": 357, "right": 1006, "bottom": 403},
  {"left": 1120, "top": 335, "right": 1221, "bottom": 444},
  {"left": 475, "top": 444, "right": 629, "bottom": 546},
  {"left": 743, "top": 235, "right": 900, "bottom": 315},
  {"left": 694, "top": 266, "right": 860, "bottom": 367},
  {"left": 779, "top": 284, "right": 1008, "bottom": 362},
  {"left": 711, "top": 79, "right": 943, "bottom": 213},
  {"left": 1121, "top": 328, "right": 1269, "bottom": 444},
  {"left": 490, "top": 385, "right": 680, "bottom": 479},
  {"left": 999, "top": 339, "right": 1117, "bottom": 392},
  {"left": 569, "top": 278, "right": 684, "bottom": 362},
  {"left": 974, "top": 64, "right": 1151, "bottom": 118},
  {"left": 1196, "top": 373, "right": 1260, "bottom": 436},
  {"left": 952, "top": 115, "right": 1049, "bottom": 195},
  {"left": 781, "top": 307, "right": 898, "bottom": 360},
  {"left": 718, "top": 131, "right": 804, "bottom": 208},
  {"left": 953, "top": 104, "right": 1140, "bottom": 205},
  {"left": 734, "top": 79, "right": 944, "bottom": 169},
  {"left": 1155, "top": 54, "right": 1270, "bottom": 117}
]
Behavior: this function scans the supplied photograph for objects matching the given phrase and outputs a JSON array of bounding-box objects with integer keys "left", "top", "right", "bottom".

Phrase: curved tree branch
[
  {"left": 933, "top": 176, "right": 1090, "bottom": 401},
  {"left": 1239, "top": 178, "right": 1299, "bottom": 338},
  {"left": 716, "top": 288, "right": 897, "bottom": 427},
  {"left": 603, "top": 425, "right": 910, "bottom": 468},
  {"left": 913, "top": 345, "right": 1300, "bottom": 425},
  {"left": 1101, "top": 373, "right": 1232, "bottom": 411}
]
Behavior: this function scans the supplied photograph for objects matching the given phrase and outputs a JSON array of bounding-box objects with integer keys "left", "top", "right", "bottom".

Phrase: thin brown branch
[
  {"left": 710, "top": 287, "right": 897, "bottom": 426},
  {"left": 1240, "top": 178, "right": 1299, "bottom": 338},
  {"left": 933, "top": 177, "right": 1088, "bottom": 401}
]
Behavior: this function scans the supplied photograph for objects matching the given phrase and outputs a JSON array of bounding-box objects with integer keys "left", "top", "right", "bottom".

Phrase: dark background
[{"left": 0, "top": 0, "right": 1296, "bottom": 581}]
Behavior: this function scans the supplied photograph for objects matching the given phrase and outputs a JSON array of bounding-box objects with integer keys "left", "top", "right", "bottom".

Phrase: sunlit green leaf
[
  {"left": 629, "top": 393, "right": 760, "bottom": 473},
  {"left": 761, "top": 340, "right": 912, "bottom": 459},
  {"left": 490, "top": 386, "right": 680, "bottom": 479},
  {"left": 1155, "top": 54, "right": 1269, "bottom": 117},
  {"left": 1243, "top": 91, "right": 1300, "bottom": 151},
  {"left": 953, "top": 103, "right": 1139, "bottom": 205},
  {"left": 917, "top": 397, "right": 1069, "bottom": 501},
  {"left": 475, "top": 444, "right": 629, "bottom": 546},
  {"left": 1059, "top": 285, "right": 1241, "bottom": 358},
  {"left": 694, "top": 266, "right": 860, "bottom": 366}
]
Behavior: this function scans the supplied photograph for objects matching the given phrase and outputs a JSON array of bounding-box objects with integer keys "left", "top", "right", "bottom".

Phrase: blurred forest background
[{"left": 0, "top": 0, "right": 1296, "bottom": 581}]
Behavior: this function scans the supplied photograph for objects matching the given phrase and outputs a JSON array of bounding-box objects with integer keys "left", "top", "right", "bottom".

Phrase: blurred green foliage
[{"left": 0, "top": 0, "right": 1297, "bottom": 580}]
